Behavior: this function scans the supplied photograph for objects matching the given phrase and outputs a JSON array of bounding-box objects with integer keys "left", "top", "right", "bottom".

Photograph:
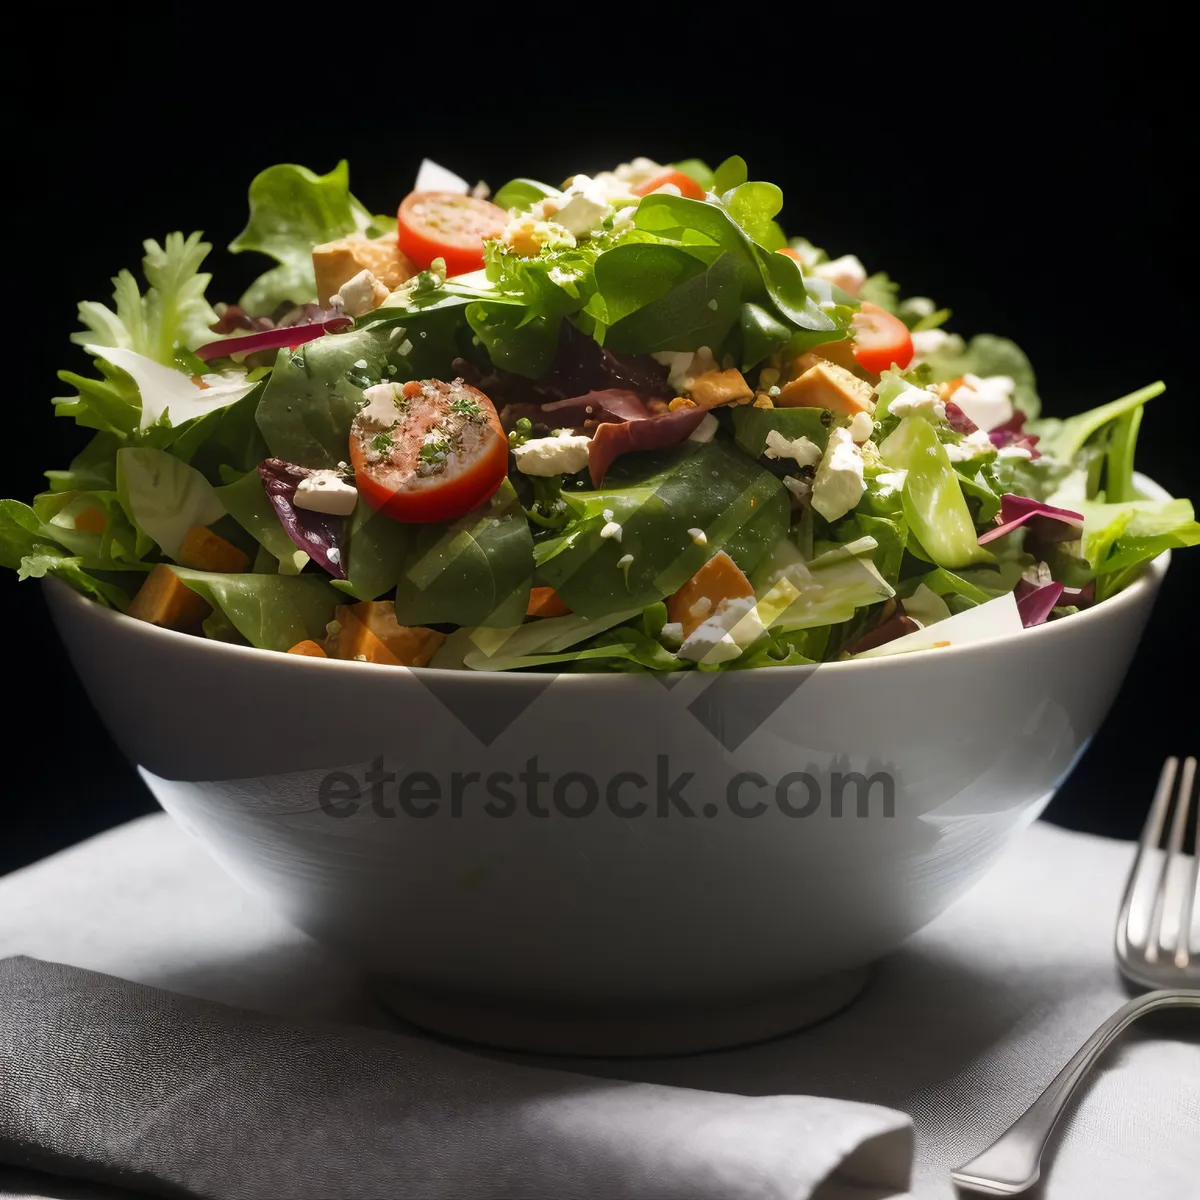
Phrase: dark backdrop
[{"left": 2, "top": 12, "right": 1195, "bottom": 874}]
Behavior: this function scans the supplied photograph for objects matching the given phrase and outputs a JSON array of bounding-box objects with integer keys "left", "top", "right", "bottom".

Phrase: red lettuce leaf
[
  {"left": 977, "top": 494, "right": 1084, "bottom": 546},
  {"left": 1014, "top": 578, "right": 1065, "bottom": 626},
  {"left": 257, "top": 458, "right": 347, "bottom": 579},
  {"left": 196, "top": 317, "right": 351, "bottom": 362},
  {"left": 588, "top": 409, "right": 708, "bottom": 486}
]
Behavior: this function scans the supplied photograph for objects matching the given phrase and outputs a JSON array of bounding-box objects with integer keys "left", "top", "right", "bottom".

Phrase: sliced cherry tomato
[
  {"left": 397, "top": 192, "right": 508, "bottom": 275},
  {"left": 350, "top": 379, "right": 507, "bottom": 523},
  {"left": 776, "top": 246, "right": 806, "bottom": 262},
  {"left": 850, "top": 302, "right": 914, "bottom": 374},
  {"left": 631, "top": 171, "right": 707, "bottom": 201}
]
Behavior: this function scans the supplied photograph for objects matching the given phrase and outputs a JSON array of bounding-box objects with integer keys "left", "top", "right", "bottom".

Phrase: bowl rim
[{"left": 43, "top": 473, "right": 1175, "bottom": 687}]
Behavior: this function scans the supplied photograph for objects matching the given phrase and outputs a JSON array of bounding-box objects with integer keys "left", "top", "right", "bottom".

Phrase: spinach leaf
[
  {"left": 535, "top": 440, "right": 787, "bottom": 617},
  {"left": 393, "top": 480, "right": 534, "bottom": 628}
]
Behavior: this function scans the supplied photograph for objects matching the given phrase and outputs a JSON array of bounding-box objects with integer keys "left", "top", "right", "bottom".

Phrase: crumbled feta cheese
[
  {"left": 688, "top": 597, "right": 712, "bottom": 620},
  {"left": 659, "top": 621, "right": 684, "bottom": 646},
  {"left": 511, "top": 431, "right": 591, "bottom": 477},
  {"left": 651, "top": 346, "right": 716, "bottom": 392},
  {"left": 908, "top": 328, "right": 963, "bottom": 367},
  {"left": 677, "top": 596, "right": 766, "bottom": 664},
  {"left": 611, "top": 204, "right": 638, "bottom": 233},
  {"left": 903, "top": 297, "right": 937, "bottom": 319},
  {"left": 950, "top": 374, "right": 1016, "bottom": 432},
  {"left": 996, "top": 444, "right": 1033, "bottom": 460},
  {"left": 545, "top": 175, "right": 612, "bottom": 237},
  {"left": 848, "top": 411, "right": 875, "bottom": 444},
  {"left": 602, "top": 509, "right": 614, "bottom": 521},
  {"left": 811, "top": 428, "right": 866, "bottom": 522},
  {"left": 687, "top": 527, "right": 708, "bottom": 546},
  {"left": 688, "top": 412, "right": 719, "bottom": 443},
  {"left": 330, "top": 270, "right": 390, "bottom": 317},
  {"left": 414, "top": 158, "right": 470, "bottom": 194},
  {"left": 889, "top": 389, "right": 947, "bottom": 423},
  {"left": 782, "top": 475, "right": 812, "bottom": 503},
  {"left": 294, "top": 470, "right": 358, "bottom": 516},
  {"left": 600, "top": 520, "right": 623, "bottom": 541},
  {"left": 811, "top": 254, "right": 867, "bottom": 297},
  {"left": 943, "top": 429, "right": 997, "bottom": 462},
  {"left": 763, "top": 429, "right": 823, "bottom": 467},
  {"left": 874, "top": 468, "right": 908, "bottom": 491},
  {"left": 359, "top": 383, "right": 404, "bottom": 427},
  {"left": 327, "top": 547, "right": 342, "bottom": 565}
]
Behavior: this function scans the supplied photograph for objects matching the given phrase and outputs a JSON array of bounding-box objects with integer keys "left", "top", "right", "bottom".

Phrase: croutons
[
  {"left": 333, "top": 601, "right": 444, "bottom": 667},
  {"left": 176, "top": 526, "right": 250, "bottom": 574},
  {"left": 526, "top": 587, "right": 571, "bottom": 618},
  {"left": 686, "top": 368, "right": 754, "bottom": 409},
  {"left": 287, "top": 640, "right": 328, "bottom": 657},
  {"left": 313, "top": 234, "right": 417, "bottom": 308},
  {"left": 777, "top": 360, "right": 875, "bottom": 415},
  {"left": 667, "top": 551, "right": 755, "bottom": 639},
  {"left": 126, "top": 565, "right": 211, "bottom": 631}
]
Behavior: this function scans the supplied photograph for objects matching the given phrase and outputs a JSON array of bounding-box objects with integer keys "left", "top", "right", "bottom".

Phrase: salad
[{"left": 3, "top": 155, "right": 1196, "bottom": 672}]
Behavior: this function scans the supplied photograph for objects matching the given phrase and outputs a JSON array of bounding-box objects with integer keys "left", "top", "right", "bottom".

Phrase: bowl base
[{"left": 374, "top": 967, "right": 870, "bottom": 1057}]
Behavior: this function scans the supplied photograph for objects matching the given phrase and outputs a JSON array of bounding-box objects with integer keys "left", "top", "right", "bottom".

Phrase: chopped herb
[{"left": 371, "top": 432, "right": 395, "bottom": 454}]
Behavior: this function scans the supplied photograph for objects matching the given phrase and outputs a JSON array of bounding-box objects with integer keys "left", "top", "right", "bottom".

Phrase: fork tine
[
  {"left": 1172, "top": 756, "right": 1198, "bottom": 968},
  {"left": 1147, "top": 756, "right": 1192, "bottom": 962},
  {"left": 1120, "top": 756, "right": 1176, "bottom": 962}
]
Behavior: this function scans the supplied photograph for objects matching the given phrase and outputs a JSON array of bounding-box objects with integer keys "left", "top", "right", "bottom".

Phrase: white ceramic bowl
[{"left": 43, "top": 486, "right": 1172, "bottom": 1054}]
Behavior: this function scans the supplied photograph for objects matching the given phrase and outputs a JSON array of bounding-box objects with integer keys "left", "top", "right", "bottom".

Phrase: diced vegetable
[
  {"left": 334, "top": 601, "right": 445, "bottom": 667},
  {"left": 176, "top": 526, "right": 251, "bottom": 574},
  {"left": 126, "top": 564, "right": 211, "bottom": 631},
  {"left": 527, "top": 586, "right": 571, "bottom": 618},
  {"left": 287, "top": 640, "right": 328, "bottom": 657},
  {"left": 667, "top": 551, "right": 755, "bottom": 638}
]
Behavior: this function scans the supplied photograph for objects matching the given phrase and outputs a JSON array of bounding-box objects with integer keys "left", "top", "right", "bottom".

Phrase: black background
[{"left": 2, "top": 11, "right": 1195, "bottom": 874}]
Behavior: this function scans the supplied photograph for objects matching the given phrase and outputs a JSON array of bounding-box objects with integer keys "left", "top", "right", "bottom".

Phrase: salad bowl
[
  {"left": 43, "top": 520, "right": 1169, "bottom": 1054},
  {"left": 11, "top": 151, "right": 1197, "bottom": 1052}
]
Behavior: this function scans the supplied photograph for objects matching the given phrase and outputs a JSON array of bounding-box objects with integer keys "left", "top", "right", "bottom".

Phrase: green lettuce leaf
[
  {"left": 170, "top": 568, "right": 340, "bottom": 652},
  {"left": 879, "top": 415, "right": 993, "bottom": 569},
  {"left": 116, "top": 447, "right": 225, "bottom": 558},
  {"left": 229, "top": 161, "right": 390, "bottom": 313},
  {"left": 750, "top": 536, "right": 895, "bottom": 633}
]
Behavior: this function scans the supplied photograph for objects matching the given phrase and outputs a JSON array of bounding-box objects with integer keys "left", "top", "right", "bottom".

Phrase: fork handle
[{"left": 951, "top": 988, "right": 1200, "bottom": 1195}]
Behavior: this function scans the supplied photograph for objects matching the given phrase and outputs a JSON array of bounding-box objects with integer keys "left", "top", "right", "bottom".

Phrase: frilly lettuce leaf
[{"left": 71, "top": 232, "right": 220, "bottom": 365}]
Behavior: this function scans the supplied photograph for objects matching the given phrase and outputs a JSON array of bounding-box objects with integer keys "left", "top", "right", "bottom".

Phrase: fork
[{"left": 951, "top": 755, "right": 1200, "bottom": 1196}]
